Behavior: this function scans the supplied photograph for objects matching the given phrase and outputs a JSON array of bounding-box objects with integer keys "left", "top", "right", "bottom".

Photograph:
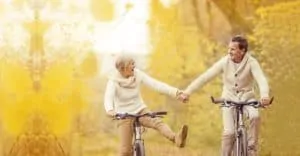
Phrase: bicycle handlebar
[
  {"left": 114, "top": 111, "right": 168, "bottom": 120},
  {"left": 210, "top": 96, "right": 274, "bottom": 108}
]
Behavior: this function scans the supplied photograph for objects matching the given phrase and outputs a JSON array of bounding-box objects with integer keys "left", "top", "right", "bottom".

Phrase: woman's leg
[
  {"left": 118, "top": 119, "right": 134, "bottom": 156},
  {"left": 138, "top": 109, "right": 188, "bottom": 147}
]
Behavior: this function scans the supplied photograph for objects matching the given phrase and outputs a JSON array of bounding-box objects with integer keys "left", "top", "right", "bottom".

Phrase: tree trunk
[{"left": 209, "top": 0, "right": 252, "bottom": 34}]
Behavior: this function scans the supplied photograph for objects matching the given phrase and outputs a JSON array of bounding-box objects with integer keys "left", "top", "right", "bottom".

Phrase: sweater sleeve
[
  {"left": 184, "top": 57, "right": 225, "bottom": 94},
  {"left": 104, "top": 80, "right": 116, "bottom": 112},
  {"left": 137, "top": 69, "right": 178, "bottom": 97},
  {"left": 250, "top": 59, "right": 270, "bottom": 98}
]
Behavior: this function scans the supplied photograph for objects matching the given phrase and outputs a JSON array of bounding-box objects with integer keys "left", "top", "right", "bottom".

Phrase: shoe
[{"left": 175, "top": 125, "right": 188, "bottom": 148}]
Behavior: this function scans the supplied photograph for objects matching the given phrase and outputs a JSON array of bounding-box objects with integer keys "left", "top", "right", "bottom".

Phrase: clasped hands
[{"left": 176, "top": 90, "right": 190, "bottom": 103}]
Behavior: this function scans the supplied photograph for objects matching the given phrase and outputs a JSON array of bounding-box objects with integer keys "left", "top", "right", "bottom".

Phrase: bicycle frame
[
  {"left": 132, "top": 117, "right": 145, "bottom": 156},
  {"left": 133, "top": 117, "right": 143, "bottom": 141}
]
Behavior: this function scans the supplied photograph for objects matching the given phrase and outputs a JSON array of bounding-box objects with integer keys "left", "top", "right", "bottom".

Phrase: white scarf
[{"left": 107, "top": 70, "right": 137, "bottom": 88}]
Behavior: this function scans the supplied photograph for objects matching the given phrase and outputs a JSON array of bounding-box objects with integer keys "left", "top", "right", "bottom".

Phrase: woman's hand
[{"left": 107, "top": 110, "right": 117, "bottom": 117}]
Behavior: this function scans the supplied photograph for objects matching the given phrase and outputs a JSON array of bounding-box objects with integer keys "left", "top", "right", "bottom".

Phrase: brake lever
[
  {"left": 220, "top": 104, "right": 230, "bottom": 108},
  {"left": 222, "top": 100, "right": 232, "bottom": 108},
  {"left": 252, "top": 104, "right": 260, "bottom": 109},
  {"left": 250, "top": 102, "right": 265, "bottom": 109}
]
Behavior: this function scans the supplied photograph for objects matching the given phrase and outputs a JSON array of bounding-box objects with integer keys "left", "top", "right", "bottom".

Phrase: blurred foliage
[
  {"left": 251, "top": 1, "right": 300, "bottom": 155},
  {"left": 0, "top": 51, "right": 99, "bottom": 155},
  {"left": 0, "top": 59, "right": 83, "bottom": 136},
  {"left": 89, "top": 0, "right": 114, "bottom": 22},
  {"left": 144, "top": 0, "right": 226, "bottom": 152}
]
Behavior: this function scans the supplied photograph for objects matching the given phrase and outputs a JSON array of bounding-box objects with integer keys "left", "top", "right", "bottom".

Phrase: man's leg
[
  {"left": 221, "top": 107, "right": 235, "bottom": 156},
  {"left": 244, "top": 106, "right": 260, "bottom": 156},
  {"left": 118, "top": 119, "right": 134, "bottom": 156},
  {"left": 138, "top": 109, "right": 188, "bottom": 148}
]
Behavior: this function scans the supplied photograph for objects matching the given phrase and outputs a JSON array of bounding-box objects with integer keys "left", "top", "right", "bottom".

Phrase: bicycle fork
[{"left": 235, "top": 107, "right": 247, "bottom": 156}]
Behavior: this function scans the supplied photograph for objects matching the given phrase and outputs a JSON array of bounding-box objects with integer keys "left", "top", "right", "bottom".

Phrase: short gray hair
[{"left": 115, "top": 55, "right": 134, "bottom": 72}]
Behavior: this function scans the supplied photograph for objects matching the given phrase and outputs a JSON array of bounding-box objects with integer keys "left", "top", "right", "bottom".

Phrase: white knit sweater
[
  {"left": 104, "top": 69, "right": 178, "bottom": 114},
  {"left": 185, "top": 53, "right": 270, "bottom": 101}
]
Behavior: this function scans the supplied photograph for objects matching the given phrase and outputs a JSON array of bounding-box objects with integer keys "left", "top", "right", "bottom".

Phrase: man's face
[{"left": 228, "top": 41, "right": 245, "bottom": 63}]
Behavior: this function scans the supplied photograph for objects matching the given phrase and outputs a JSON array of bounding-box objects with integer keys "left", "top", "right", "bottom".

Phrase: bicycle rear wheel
[{"left": 134, "top": 140, "right": 145, "bottom": 156}]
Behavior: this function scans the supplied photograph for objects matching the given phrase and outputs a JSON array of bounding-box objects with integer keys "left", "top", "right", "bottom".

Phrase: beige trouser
[
  {"left": 221, "top": 106, "right": 260, "bottom": 156},
  {"left": 117, "top": 109, "right": 176, "bottom": 156}
]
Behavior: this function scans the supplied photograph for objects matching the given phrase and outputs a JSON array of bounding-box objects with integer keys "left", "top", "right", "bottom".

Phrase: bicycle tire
[
  {"left": 233, "top": 128, "right": 248, "bottom": 156},
  {"left": 240, "top": 128, "right": 248, "bottom": 156},
  {"left": 232, "top": 137, "right": 238, "bottom": 156},
  {"left": 134, "top": 140, "right": 145, "bottom": 156}
]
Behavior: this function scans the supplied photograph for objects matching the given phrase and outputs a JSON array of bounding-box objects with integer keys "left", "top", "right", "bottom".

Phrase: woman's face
[{"left": 121, "top": 60, "right": 135, "bottom": 78}]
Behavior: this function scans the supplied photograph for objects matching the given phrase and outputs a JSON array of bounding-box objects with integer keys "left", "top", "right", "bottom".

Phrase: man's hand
[
  {"left": 260, "top": 97, "right": 272, "bottom": 106},
  {"left": 107, "top": 110, "right": 117, "bottom": 117}
]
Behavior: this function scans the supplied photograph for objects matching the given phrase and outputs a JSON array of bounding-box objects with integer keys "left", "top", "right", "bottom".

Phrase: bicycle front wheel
[
  {"left": 238, "top": 128, "right": 248, "bottom": 156},
  {"left": 134, "top": 140, "right": 145, "bottom": 156}
]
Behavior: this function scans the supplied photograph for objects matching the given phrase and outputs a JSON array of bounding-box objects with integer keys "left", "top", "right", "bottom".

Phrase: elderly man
[{"left": 182, "top": 35, "right": 271, "bottom": 156}]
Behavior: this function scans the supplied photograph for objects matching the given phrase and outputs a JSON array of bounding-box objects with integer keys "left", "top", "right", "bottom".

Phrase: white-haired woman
[{"left": 104, "top": 55, "right": 188, "bottom": 156}]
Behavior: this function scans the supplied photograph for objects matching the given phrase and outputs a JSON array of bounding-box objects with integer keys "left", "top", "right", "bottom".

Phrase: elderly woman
[{"left": 104, "top": 55, "right": 188, "bottom": 156}]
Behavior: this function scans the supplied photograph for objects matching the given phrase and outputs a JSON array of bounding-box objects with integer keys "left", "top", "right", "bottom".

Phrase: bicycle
[
  {"left": 210, "top": 96, "right": 273, "bottom": 156},
  {"left": 114, "top": 111, "right": 168, "bottom": 156}
]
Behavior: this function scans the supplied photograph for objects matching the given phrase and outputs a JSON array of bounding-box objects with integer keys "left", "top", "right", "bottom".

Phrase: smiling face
[
  {"left": 115, "top": 56, "right": 136, "bottom": 78},
  {"left": 228, "top": 41, "right": 245, "bottom": 63},
  {"left": 227, "top": 35, "right": 248, "bottom": 63}
]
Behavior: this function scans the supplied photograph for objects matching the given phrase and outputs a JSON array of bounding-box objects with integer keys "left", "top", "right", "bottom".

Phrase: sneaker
[{"left": 175, "top": 125, "right": 188, "bottom": 148}]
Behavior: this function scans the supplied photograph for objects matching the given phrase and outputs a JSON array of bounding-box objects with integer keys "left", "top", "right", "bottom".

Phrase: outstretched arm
[
  {"left": 138, "top": 69, "right": 179, "bottom": 98},
  {"left": 104, "top": 80, "right": 116, "bottom": 116},
  {"left": 184, "top": 57, "right": 225, "bottom": 95}
]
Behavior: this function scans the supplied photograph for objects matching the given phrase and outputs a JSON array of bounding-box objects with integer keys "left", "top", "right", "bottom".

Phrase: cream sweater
[
  {"left": 185, "top": 53, "right": 269, "bottom": 101},
  {"left": 104, "top": 69, "right": 178, "bottom": 114}
]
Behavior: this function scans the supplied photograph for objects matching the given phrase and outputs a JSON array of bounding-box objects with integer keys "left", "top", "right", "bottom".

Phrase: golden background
[{"left": 0, "top": 0, "right": 299, "bottom": 156}]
